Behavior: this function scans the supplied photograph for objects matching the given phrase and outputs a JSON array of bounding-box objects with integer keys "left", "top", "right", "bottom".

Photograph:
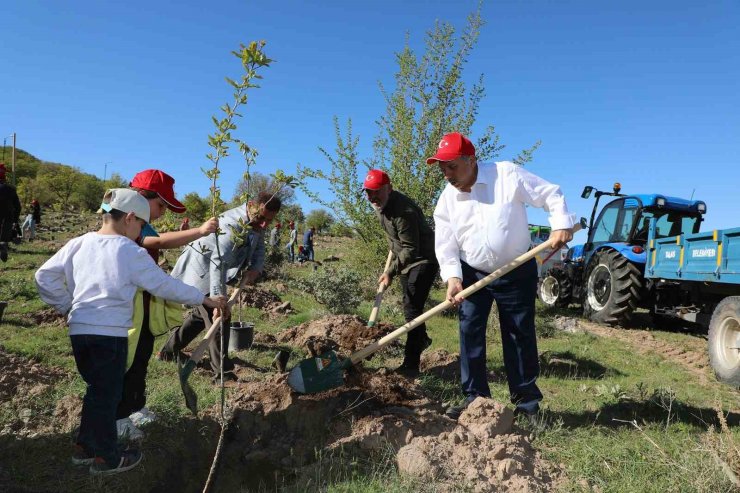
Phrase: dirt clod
[
  {"left": 30, "top": 307, "right": 66, "bottom": 326},
  {"left": 238, "top": 286, "right": 294, "bottom": 314}
]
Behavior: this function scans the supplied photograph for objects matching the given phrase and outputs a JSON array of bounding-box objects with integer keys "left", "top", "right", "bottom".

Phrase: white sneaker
[
  {"left": 116, "top": 417, "right": 144, "bottom": 442},
  {"left": 129, "top": 407, "right": 156, "bottom": 428}
]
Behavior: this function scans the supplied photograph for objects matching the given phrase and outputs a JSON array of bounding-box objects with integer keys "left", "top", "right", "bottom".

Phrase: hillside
[
  {"left": 0, "top": 218, "right": 738, "bottom": 492},
  {"left": 0, "top": 147, "right": 126, "bottom": 212}
]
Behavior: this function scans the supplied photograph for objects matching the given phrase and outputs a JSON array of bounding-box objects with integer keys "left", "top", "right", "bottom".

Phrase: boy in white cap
[{"left": 35, "top": 189, "right": 227, "bottom": 475}]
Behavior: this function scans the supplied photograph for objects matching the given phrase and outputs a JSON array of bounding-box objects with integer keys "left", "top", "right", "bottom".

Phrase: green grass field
[{"left": 1, "top": 218, "right": 738, "bottom": 492}]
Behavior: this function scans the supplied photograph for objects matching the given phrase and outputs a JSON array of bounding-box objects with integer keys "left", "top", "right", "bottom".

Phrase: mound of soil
[
  {"left": 420, "top": 349, "right": 460, "bottom": 381},
  {"left": 214, "top": 370, "right": 557, "bottom": 492},
  {"left": 240, "top": 286, "right": 282, "bottom": 309},
  {"left": 397, "top": 398, "right": 556, "bottom": 491},
  {"left": 30, "top": 307, "right": 67, "bottom": 326},
  {"left": 0, "top": 348, "right": 76, "bottom": 437},
  {"left": 239, "top": 286, "right": 293, "bottom": 315},
  {"left": 0, "top": 349, "right": 70, "bottom": 402},
  {"left": 276, "top": 315, "right": 398, "bottom": 354}
]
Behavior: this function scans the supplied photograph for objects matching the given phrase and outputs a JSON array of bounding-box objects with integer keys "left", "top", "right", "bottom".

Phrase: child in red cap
[{"left": 115, "top": 169, "right": 220, "bottom": 441}]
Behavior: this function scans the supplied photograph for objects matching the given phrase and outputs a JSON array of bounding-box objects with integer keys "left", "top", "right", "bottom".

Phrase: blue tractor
[
  {"left": 538, "top": 183, "right": 706, "bottom": 325},
  {"left": 540, "top": 183, "right": 740, "bottom": 386}
]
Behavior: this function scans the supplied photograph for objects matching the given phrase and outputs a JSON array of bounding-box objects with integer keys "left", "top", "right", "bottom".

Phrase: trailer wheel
[
  {"left": 583, "top": 249, "right": 643, "bottom": 325},
  {"left": 538, "top": 267, "right": 572, "bottom": 307},
  {"left": 708, "top": 297, "right": 740, "bottom": 387}
]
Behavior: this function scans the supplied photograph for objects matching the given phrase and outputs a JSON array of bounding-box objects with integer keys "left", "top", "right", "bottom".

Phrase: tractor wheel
[
  {"left": 708, "top": 297, "right": 740, "bottom": 387},
  {"left": 582, "top": 249, "right": 643, "bottom": 325},
  {"left": 538, "top": 267, "right": 572, "bottom": 308}
]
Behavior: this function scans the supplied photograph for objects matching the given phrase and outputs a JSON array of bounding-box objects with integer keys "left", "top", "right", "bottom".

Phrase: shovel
[
  {"left": 367, "top": 251, "right": 394, "bottom": 328},
  {"left": 287, "top": 220, "right": 584, "bottom": 394},
  {"left": 179, "top": 274, "right": 251, "bottom": 414}
]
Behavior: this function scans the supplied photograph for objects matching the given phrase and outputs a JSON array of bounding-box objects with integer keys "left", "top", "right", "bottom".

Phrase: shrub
[
  {"left": 0, "top": 274, "right": 38, "bottom": 300},
  {"left": 298, "top": 266, "right": 362, "bottom": 314},
  {"left": 262, "top": 245, "right": 287, "bottom": 280}
]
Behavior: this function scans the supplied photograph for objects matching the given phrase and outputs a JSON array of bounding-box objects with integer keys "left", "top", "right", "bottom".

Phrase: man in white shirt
[{"left": 428, "top": 132, "right": 574, "bottom": 420}]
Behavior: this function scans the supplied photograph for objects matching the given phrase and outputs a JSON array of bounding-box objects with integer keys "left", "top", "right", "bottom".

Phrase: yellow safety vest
[{"left": 127, "top": 290, "right": 184, "bottom": 370}]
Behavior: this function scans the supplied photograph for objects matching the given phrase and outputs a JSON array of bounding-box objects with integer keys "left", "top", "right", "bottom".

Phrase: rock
[
  {"left": 552, "top": 316, "right": 582, "bottom": 333},
  {"left": 397, "top": 444, "right": 435, "bottom": 477},
  {"left": 489, "top": 444, "right": 506, "bottom": 461},
  {"left": 458, "top": 398, "right": 514, "bottom": 438},
  {"left": 405, "top": 429, "right": 414, "bottom": 444},
  {"left": 496, "top": 458, "right": 513, "bottom": 480}
]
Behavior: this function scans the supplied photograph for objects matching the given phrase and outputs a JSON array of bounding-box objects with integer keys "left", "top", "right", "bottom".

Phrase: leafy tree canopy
[{"left": 298, "top": 8, "right": 539, "bottom": 266}]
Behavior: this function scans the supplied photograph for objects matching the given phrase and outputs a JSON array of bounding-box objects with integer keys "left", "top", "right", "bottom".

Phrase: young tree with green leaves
[
  {"left": 299, "top": 8, "right": 539, "bottom": 264},
  {"left": 305, "top": 208, "right": 335, "bottom": 233},
  {"left": 230, "top": 171, "right": 296, "bottom": 207},
  {"left": 181, "top": 192, "right": 211, "bottom": 223},
  {"left": 38, "top": 164, "right": 79, "bottom": 210}
]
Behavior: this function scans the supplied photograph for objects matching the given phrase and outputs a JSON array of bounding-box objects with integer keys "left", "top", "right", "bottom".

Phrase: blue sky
[{"left": 2, "top": 0, "right": 738, "bottom": 241}]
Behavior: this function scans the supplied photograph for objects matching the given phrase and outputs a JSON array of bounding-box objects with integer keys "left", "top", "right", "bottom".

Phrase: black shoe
[
  {"left": 0, "top": 243, "right": 7, "bottom": 263},
  {"left": 89, "top": 448, "right": 143, "bottom": 476},
  {"left": 394, "top": 362, "right": 420, "bottom": 378},
  {"left": 445, "top": 395, "right": 478, "bottom": 420},
  {"left": 155, "top": 350, "right": 186, "bottom": 363},
  {"left": 514, "top": 404, "right": 541, "bottom": 427}
]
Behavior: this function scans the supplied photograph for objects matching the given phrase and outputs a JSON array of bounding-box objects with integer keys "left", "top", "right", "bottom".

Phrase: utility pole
[
  {"left": 104, "top": 161, "right": 111, "bottom": 183},
  {"left": 11, "top": 133, "right": 16, "bottom": 186}
]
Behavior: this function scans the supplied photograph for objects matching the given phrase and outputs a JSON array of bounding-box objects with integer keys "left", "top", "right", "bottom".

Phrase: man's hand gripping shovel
[
  {"left": 287, "top": 220, "right": 584, "bottom": 394},
  {"left": 178, "top": 275, "right": 249, "bottom": 415}
]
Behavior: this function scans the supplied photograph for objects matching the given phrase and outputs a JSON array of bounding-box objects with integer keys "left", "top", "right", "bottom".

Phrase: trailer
[{"left": 648, "top": 227, "right": 740, "bottom": 386}]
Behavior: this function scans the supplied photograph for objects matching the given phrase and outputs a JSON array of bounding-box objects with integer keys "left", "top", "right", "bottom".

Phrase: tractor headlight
[
  {"left": 697, "top": 202, "right": 706, "bottom": 213},
  {"left": 656, "top": 197, "right": 666, "bottom": 207}
]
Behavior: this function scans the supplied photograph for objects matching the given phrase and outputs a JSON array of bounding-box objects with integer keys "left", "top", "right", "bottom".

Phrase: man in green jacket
[{"left": 364, "top": 169, "right": 439, "bottom": 376}]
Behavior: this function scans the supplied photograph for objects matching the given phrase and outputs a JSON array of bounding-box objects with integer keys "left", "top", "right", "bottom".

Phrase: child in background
[
  {"left": 35, "top": 189, "right": 227, "bottom": 475},
  {"left": 20, "top": 208, "right": 35, "bottom": 240}
]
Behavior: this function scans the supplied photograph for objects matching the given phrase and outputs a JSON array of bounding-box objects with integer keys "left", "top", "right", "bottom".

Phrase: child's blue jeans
[{"left": 71, "top": 334, "right": 127, "bottom": 467}]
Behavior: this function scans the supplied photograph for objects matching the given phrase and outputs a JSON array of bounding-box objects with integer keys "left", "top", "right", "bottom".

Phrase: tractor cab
[{"left": 582, "top": 185, "right": 705, "bottom": 260}]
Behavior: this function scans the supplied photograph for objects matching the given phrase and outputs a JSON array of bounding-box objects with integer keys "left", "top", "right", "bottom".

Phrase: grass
[{"left": 1, "top": 217, "right": 739, "bottom": 492}]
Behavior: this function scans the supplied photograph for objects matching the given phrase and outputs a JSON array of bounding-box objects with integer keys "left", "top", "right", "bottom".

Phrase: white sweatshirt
[{"left": 35, "top": 232, "right": 205, "bottom": 337}]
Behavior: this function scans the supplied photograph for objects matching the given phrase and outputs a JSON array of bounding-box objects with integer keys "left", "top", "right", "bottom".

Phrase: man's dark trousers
[
  {"left": 71, "top": 334, "right": 127, "bottom": 467},
  {"left": 399, "top": 262, "right": 438, "bottom": 366},
  {"left": 458, "top": 258, "right": 543, "bottom": 408},
  {"left": 161, "top": 306, "right": 233, "bottom": 374}
]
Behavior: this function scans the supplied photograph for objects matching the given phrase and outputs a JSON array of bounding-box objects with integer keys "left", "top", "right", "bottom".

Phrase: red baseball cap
[
  {"left": 130, "top": 169, "right": 186, "bottom": 213},
  {"left": 363, "top": 169, "right": 391, "bottom": 190},
  {"left": 425, "top": 132, "right": 476, "bottom": 164}
]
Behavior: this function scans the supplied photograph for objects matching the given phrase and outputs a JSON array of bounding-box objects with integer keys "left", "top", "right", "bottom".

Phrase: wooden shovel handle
[
  {"left": 189, "top": 274, "right": 250, "bottom": 362},
  {"left": 349, "top": 221, "right": 583, "bottom": 364},
  {"left": 367, "top": 251, "right": 394, "bottom": 326}
]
